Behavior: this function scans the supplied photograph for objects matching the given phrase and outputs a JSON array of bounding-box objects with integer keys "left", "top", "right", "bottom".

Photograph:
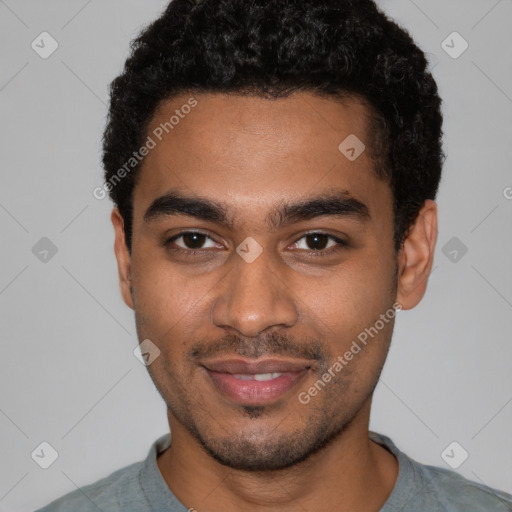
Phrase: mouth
[{"left": 201, "top": 358, "right": 312, "bottom": 406}]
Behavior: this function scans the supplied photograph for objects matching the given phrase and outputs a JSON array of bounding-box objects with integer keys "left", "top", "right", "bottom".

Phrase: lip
[
  {"left": 201, "top": 358, "right": 312, "bottom": 406},
  {"left": 202, "top": 357, "right": 312, "bottom": 374}
]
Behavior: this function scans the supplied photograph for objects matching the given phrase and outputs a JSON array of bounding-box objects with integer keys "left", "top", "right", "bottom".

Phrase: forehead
[{"left": 133, "top": 92, "right": 390, "bottom": 225}]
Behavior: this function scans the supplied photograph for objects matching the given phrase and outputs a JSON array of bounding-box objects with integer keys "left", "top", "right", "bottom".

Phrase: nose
[{"left": 211, "top": 247, "right": 298, "bottom": 337}]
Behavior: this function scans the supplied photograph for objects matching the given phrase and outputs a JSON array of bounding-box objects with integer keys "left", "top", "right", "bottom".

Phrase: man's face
[{"left": 121, "top": 92, "right": 400, "bottom": 470}]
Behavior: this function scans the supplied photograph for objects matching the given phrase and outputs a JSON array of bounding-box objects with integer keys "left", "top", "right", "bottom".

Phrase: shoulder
[
  {"left": 370, "top": 432, "right": 512, "bottom": 511},
  {"left": 412, "top": 462, "right": 512, "bottom": 511},
  {"left": 34, "top": 461, "right": 146, "bottom": 512}
]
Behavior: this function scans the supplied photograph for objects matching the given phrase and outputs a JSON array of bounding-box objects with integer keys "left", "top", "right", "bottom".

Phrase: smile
[{"left": 201, "top": 358, "right": 311, "bottom": 405}]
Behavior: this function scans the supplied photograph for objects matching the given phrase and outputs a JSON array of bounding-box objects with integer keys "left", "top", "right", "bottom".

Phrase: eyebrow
[{"left": 143, "top": 189, "right": 370, "bottom": 230}]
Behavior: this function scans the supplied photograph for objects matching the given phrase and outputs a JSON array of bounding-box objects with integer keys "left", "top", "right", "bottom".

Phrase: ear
[
  {"left": 396, "top": 199, "right": 438, "bottom": 310},
  {"left": 111, "top": 208, "right": 134, "bottom": 310}
]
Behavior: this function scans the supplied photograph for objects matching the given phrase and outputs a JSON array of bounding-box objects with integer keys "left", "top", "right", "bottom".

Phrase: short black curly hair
[{"left": 102, "top": 0, "right": 444, "bottom": 252}]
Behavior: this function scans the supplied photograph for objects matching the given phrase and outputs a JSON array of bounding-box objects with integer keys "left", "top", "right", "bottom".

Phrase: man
[{"left": 37, "top": 0, "right": 512, "bottom": 510}]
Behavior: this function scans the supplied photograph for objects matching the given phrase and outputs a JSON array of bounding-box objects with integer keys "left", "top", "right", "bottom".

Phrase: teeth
[
  {"left": 233, "top": 372, "right": 282, "bottom": 381},
  {"left": 254, "top": 372, "right": 282, "bottom": 381}
]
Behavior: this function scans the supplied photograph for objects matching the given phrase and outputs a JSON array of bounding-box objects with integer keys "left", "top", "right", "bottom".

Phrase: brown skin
[{"left": 112, "top": 92, "right": 437, "bottom": 512}]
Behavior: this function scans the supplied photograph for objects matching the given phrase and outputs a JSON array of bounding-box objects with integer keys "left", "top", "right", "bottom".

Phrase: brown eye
[
  {"left": 304, "top": 233, "right": 330, "bottom": 250},
  {"left": 180, "top": 232, "right": 207, "bottom": 249},
  {"left": 166, "top": 231, "right": 220, "bottom": 251},
  {"left": 292, "top": 233, "right": 346, "bottom": 252}
]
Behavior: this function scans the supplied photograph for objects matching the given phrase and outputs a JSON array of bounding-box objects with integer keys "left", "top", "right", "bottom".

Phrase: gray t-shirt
[{"left": 35, "top": 431, "right": 512, "bottom": 511}]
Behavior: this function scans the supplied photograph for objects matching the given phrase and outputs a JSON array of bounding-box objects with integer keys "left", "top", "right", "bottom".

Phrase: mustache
[{"left": 188, "top": 331, "right": 328, "bottom": 364}]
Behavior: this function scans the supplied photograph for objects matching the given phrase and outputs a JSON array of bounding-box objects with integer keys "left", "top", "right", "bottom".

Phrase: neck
[{"left": 157, "top": 398, "right": 398, "bottom": 512}]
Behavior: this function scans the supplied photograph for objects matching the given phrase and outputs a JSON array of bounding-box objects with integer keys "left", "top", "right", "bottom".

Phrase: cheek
[
  {"left": 133, "top": 236, "right": 222, "bottom": 293},
  {"left": 131, "top": 261, "right": 202, "bottom": 393},
  {"left": 298, "top": 253, "right": 396, "bottom": 351},
  {"left": 130, "top": 249, "right": 205, "bottom": 343},
  {"left": 309, "top": 249, "right": 395, "bottom": 308}
]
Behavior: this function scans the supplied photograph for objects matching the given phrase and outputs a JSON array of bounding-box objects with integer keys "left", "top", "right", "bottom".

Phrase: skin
[{"left": 112, "top": 92, "right": 437, "bottom": 512}]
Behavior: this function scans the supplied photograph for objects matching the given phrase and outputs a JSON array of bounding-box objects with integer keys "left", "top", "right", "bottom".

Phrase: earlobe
[
  {"left": 396, "top": 199, "right": 438, "bottom": 310},
  {"left": 111, "top": 208, "right": 134, "bottom": 310}
]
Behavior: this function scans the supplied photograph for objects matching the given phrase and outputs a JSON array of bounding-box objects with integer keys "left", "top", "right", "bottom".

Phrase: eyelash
[{"left": 163, "top": 231, "right": 347, "bottom": 258}]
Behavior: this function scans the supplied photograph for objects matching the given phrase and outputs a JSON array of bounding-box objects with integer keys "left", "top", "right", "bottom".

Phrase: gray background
[{"left": 1, "top": 0, "right": 511, "bottom": 510}]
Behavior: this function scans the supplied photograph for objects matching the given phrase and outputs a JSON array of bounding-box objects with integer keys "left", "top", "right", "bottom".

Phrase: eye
[
  {"left": 164, "top": 230, "right": 347, "bottom": 259},
  {"left": 290, "top": 232, "right": 347, "bottom": 255},
  {"left": 166, "top": 231, "right": 221, "bottom": 252}
]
